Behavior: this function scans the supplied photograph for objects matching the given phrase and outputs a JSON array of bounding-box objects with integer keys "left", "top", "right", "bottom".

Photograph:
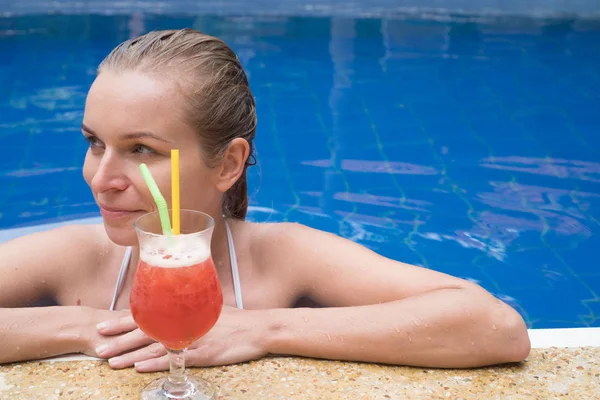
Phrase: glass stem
[{"left": 167, "top": 348, "right": 188, "bottom": 387}]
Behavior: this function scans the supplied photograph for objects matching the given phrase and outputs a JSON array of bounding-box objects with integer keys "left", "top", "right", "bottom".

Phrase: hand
[
  {"left": 90, "top": 311, "right": 158, "bottom": 368},
  {"left": 101, "top": 306, "right": 268, "bottom": 372},
  {"left": 78, "top": 308, "right": 147, "bottom": 360}
]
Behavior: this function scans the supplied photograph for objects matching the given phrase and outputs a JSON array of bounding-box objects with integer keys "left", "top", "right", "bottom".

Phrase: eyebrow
[{"left": 81, "top": 123, "right": 174, "bottom": 144}]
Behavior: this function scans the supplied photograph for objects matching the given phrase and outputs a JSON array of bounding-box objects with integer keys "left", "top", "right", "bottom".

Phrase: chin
[{"left": 103, "top": 222, "right": 138, "bottom": 247}]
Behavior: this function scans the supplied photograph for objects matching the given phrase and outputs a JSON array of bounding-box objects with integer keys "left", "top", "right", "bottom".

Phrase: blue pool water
[{"left": 1, "top": 13, "right": 599, "bottom": 329}]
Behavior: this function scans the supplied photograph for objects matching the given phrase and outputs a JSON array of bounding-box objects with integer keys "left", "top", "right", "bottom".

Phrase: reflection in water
[
  {"left": 338, "top": 219, "right": 387, "bottom": 244},
  {"left": 417, "top": 230, "right": 508, "bottom": 262},
  {"left": 293, "top": 205, "right": 332, "bottom": 219},
  {"left": 481, "top": 156, "right": 600, "bottom": 183},
  {"left": 323, "top": 17, "right": 356, "bottom": 213},
  {"left": 292, "top": 205, "right": 423, "bottom": 232},
  {"left": 303, "top": 159, "right": 438, "bottom": 175},
  {"left": 4, "top": 166, "right": 80, "bottom": 178},
  {"left": 475, "top": 181, "right": 595, "bottom": 236},
  {"left": 302, "top": 191, "right": 430, "bottom": 212},
  {"left": 127, "top": 12, "right": 146, "bottom": 39},
  {"left": 335, "top": 192, "right": 430, "bottom": 212},
  {"left": 335, "top": 210, "right": 423, "bottom": 230},
  {"left": 25, "top": 86, "right": 87, "bottom": 111},
  {"left": 245, "top": 206, "right": 281, "bottom": 222}
]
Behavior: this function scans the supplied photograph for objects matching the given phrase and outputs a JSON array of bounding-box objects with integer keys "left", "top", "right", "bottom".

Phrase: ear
[{"left": 214, "top": 138, "right": 250, "bottom": 193}]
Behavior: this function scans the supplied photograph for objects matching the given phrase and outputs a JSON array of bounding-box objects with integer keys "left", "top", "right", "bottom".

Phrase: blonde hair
[{"left": 99, "top": 28, "right": 257, "bottom": 219}]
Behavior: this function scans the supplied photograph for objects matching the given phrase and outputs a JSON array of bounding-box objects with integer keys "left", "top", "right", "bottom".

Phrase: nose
[{"left": 90, "top": 150, "right": 130, "bottom": 194}]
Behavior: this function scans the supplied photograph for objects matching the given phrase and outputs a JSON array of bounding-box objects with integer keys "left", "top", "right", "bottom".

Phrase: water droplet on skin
[
  {"left": 408, "top": 336, "right": 413, "bottom": 343},
  {"left": 471, "top": 342, "right": 476, "bottom": 346},
  {"left": 492, "top": 324, "right": 498, "bottom": 331},
  {"left": 303, "top": 317, "right": 309, "bottom": 324},
  {"left": 426, "top": 337, "right": 432, "bottom": 341},
  {"left": 395, "top": 327, "right": 400, "bottom": 333},
  {"left": 411, "top": 319, "right": 422, "bottom": 327},
  {"left": 16, "top": 346, "right": 20, "bottom": 351},
  {"left": 326, "top": 334, "right": 332, "bottom": 341}
]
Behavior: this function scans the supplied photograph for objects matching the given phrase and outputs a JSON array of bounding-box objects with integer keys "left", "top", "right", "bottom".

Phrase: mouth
[{"left": 99, "top": 205, "right": 144, "bottom": 219}]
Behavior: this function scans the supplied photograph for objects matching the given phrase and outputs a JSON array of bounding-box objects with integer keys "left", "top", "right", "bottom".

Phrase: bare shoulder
[
  {"left": 0, "top": 223, "right": 109, "bottom": 307},
  {"left": 249, "top": 220, "right": 363, "bottom": 257},
  {"left": 247, "top": 221, "right": 471, "bottom": 307},
  {"left": 244, "top": 220, "right": 309, "bottom": 258}
]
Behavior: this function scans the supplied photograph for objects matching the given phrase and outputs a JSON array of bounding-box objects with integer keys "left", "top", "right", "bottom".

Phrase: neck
[{"left": 211, "top": 214, "right": 232, "bottom": 277}]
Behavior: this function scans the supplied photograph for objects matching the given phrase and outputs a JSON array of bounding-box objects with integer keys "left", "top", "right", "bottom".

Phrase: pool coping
[{"left": 2, "top": 218, "right": 599, "bottom": 350}]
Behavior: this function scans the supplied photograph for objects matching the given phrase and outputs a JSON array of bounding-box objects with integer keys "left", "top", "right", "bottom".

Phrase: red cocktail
[
  {"left": 130, "top": 256, "right": 222, "bottom": 350},
  {"left": 131, "top": 209, "right": 222, "bottom": 400}
]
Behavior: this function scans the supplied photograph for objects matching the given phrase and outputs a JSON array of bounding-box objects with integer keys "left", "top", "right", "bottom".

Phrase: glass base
[{"left": 140, "top": 375, "right": 216, "bottom": 400}]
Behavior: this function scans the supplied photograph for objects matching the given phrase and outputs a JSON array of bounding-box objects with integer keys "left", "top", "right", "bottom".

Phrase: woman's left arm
[{"left": 255, "top": 223, "right": 531, "bottom": 368}]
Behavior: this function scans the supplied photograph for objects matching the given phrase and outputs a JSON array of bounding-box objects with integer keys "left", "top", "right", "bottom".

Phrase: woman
[{"left": 0, "top": 29, "right": 530, "bottom": 371}]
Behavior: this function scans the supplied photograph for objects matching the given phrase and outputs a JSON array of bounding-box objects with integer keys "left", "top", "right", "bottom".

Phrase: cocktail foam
[{"left": 139, "top": 235, "right": 210, "bottom": 268}]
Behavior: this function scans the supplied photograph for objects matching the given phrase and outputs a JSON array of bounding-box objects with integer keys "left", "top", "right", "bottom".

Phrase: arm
[
  {"left": 91, "top": 222, "right": 530, "bottom": 371},
  {"left": 0, "top": 306, "right": 108, "bottom": 364},
  {"left": 0, "top": 225, "right": 129, "bottom": 364},
  {"left": 257, "top": 223, "right": 530, "bottom": 368}
]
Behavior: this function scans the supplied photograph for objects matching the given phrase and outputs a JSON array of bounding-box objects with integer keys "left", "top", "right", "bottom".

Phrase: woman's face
[{"left": 82, "top": 70, "right": 222, "bottom": 246}]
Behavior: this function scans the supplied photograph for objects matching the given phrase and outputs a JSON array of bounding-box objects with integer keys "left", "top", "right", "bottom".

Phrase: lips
[{"left": 99, "top": 204, "right": 144, "bottom": 219}]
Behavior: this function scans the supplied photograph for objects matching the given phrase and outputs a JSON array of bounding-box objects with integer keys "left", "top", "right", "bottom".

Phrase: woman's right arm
[
  {"left": 0, "top": 306, "right": 129, "bottom": 363},
  {"left": 0, "top": 225, "right": 128, "bottom": 364}
]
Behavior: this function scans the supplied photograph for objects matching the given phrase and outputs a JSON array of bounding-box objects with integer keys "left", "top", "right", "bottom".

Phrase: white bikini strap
[
  {"left": 224, "top": 221, "right": 244, "bottom": 310},
  {"left": 110, "top": 246, "right": 132, "bottom": 311}
]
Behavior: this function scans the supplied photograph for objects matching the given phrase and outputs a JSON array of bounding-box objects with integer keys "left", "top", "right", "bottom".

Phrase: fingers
[
  {"left": 108, "top": 342, "right": 168, "bottom": 370},
  {"left": 95, "top": 328, "right": 154, "bottom": 359},
  {"left": 97, "top": 314, "right": 137, "bottom": 336},
  {"left": 133, "top": 343, "right": 213, "bottom": 372},
  {"left": 134, "top": 352, "right": 170, "bottom": 372},
  {"left": 133, "top": 344, "right": 218, "bottom": 372}
]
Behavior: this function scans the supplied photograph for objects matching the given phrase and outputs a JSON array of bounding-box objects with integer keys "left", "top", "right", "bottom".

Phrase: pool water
[{"left": 1, "top": 13, "right": 599, "bottom": 329}]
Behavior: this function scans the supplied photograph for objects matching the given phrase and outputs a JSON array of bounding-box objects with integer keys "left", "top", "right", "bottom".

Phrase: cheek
[
  {"left": 179, "top": 168, "right": 213, "bottom": 209},
  {"left": 82, "top": 152, "right": 95, "bottom": 187}
]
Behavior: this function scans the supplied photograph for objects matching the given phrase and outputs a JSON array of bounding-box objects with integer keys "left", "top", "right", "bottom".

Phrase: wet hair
[{"left": 98, "top": 28, "right": 257, "bottom": 219}]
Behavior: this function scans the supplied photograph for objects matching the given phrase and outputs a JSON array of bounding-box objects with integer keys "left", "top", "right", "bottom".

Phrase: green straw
[{"left": 139, "top": 163, "right": 172, "bottom": 235}]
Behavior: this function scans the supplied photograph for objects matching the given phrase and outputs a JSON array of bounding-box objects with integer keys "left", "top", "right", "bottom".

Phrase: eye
[
  {"left": 132, "top": 144, "right": 156, "bottom": 155},
  {"left": 84, "top": 135, "right": 104, "bottom": 151}
]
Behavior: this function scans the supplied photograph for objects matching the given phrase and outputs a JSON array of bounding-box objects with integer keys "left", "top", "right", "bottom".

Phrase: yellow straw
[{"left": 171, "top": 149, "right": 180, "bottom": 235}]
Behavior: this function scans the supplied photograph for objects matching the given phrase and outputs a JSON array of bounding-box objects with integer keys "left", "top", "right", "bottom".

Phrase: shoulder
[
  {"left": 247, "top": 221, "right": 320, "bottom": 254},
  {"left": 0, "top": 223, "right": 111, "bottom": 306},
  {"left": 244, "top": 220, "right": 469, "bottom": 308},
  {"left": 228, "top": 219, "right": 319, "bottom": 274},
  {"left": 27, "top": 223, "right": 111, "bottom": 271},
  {"left": 2, "top": 222, "right": 108, "bottom": 254},
  {"left": 39, "top": 223, "right": 115, "bottom": 296},
  {"left": 31, "top": 223, "right": 108, "bottom": 253},
  {"left": 245, "top": 220, "right": 345, "bottom": 278},
  {"left": 250, "top": 221, "right": 368, "bottom": 258},
  {"left": 54, "top": 223, "right": 113, "bottom": 265}
]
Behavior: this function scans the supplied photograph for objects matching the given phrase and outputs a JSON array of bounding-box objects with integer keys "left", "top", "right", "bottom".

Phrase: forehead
[{"left": 84, "top": 70, "right": 193, "bottom": 141}]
